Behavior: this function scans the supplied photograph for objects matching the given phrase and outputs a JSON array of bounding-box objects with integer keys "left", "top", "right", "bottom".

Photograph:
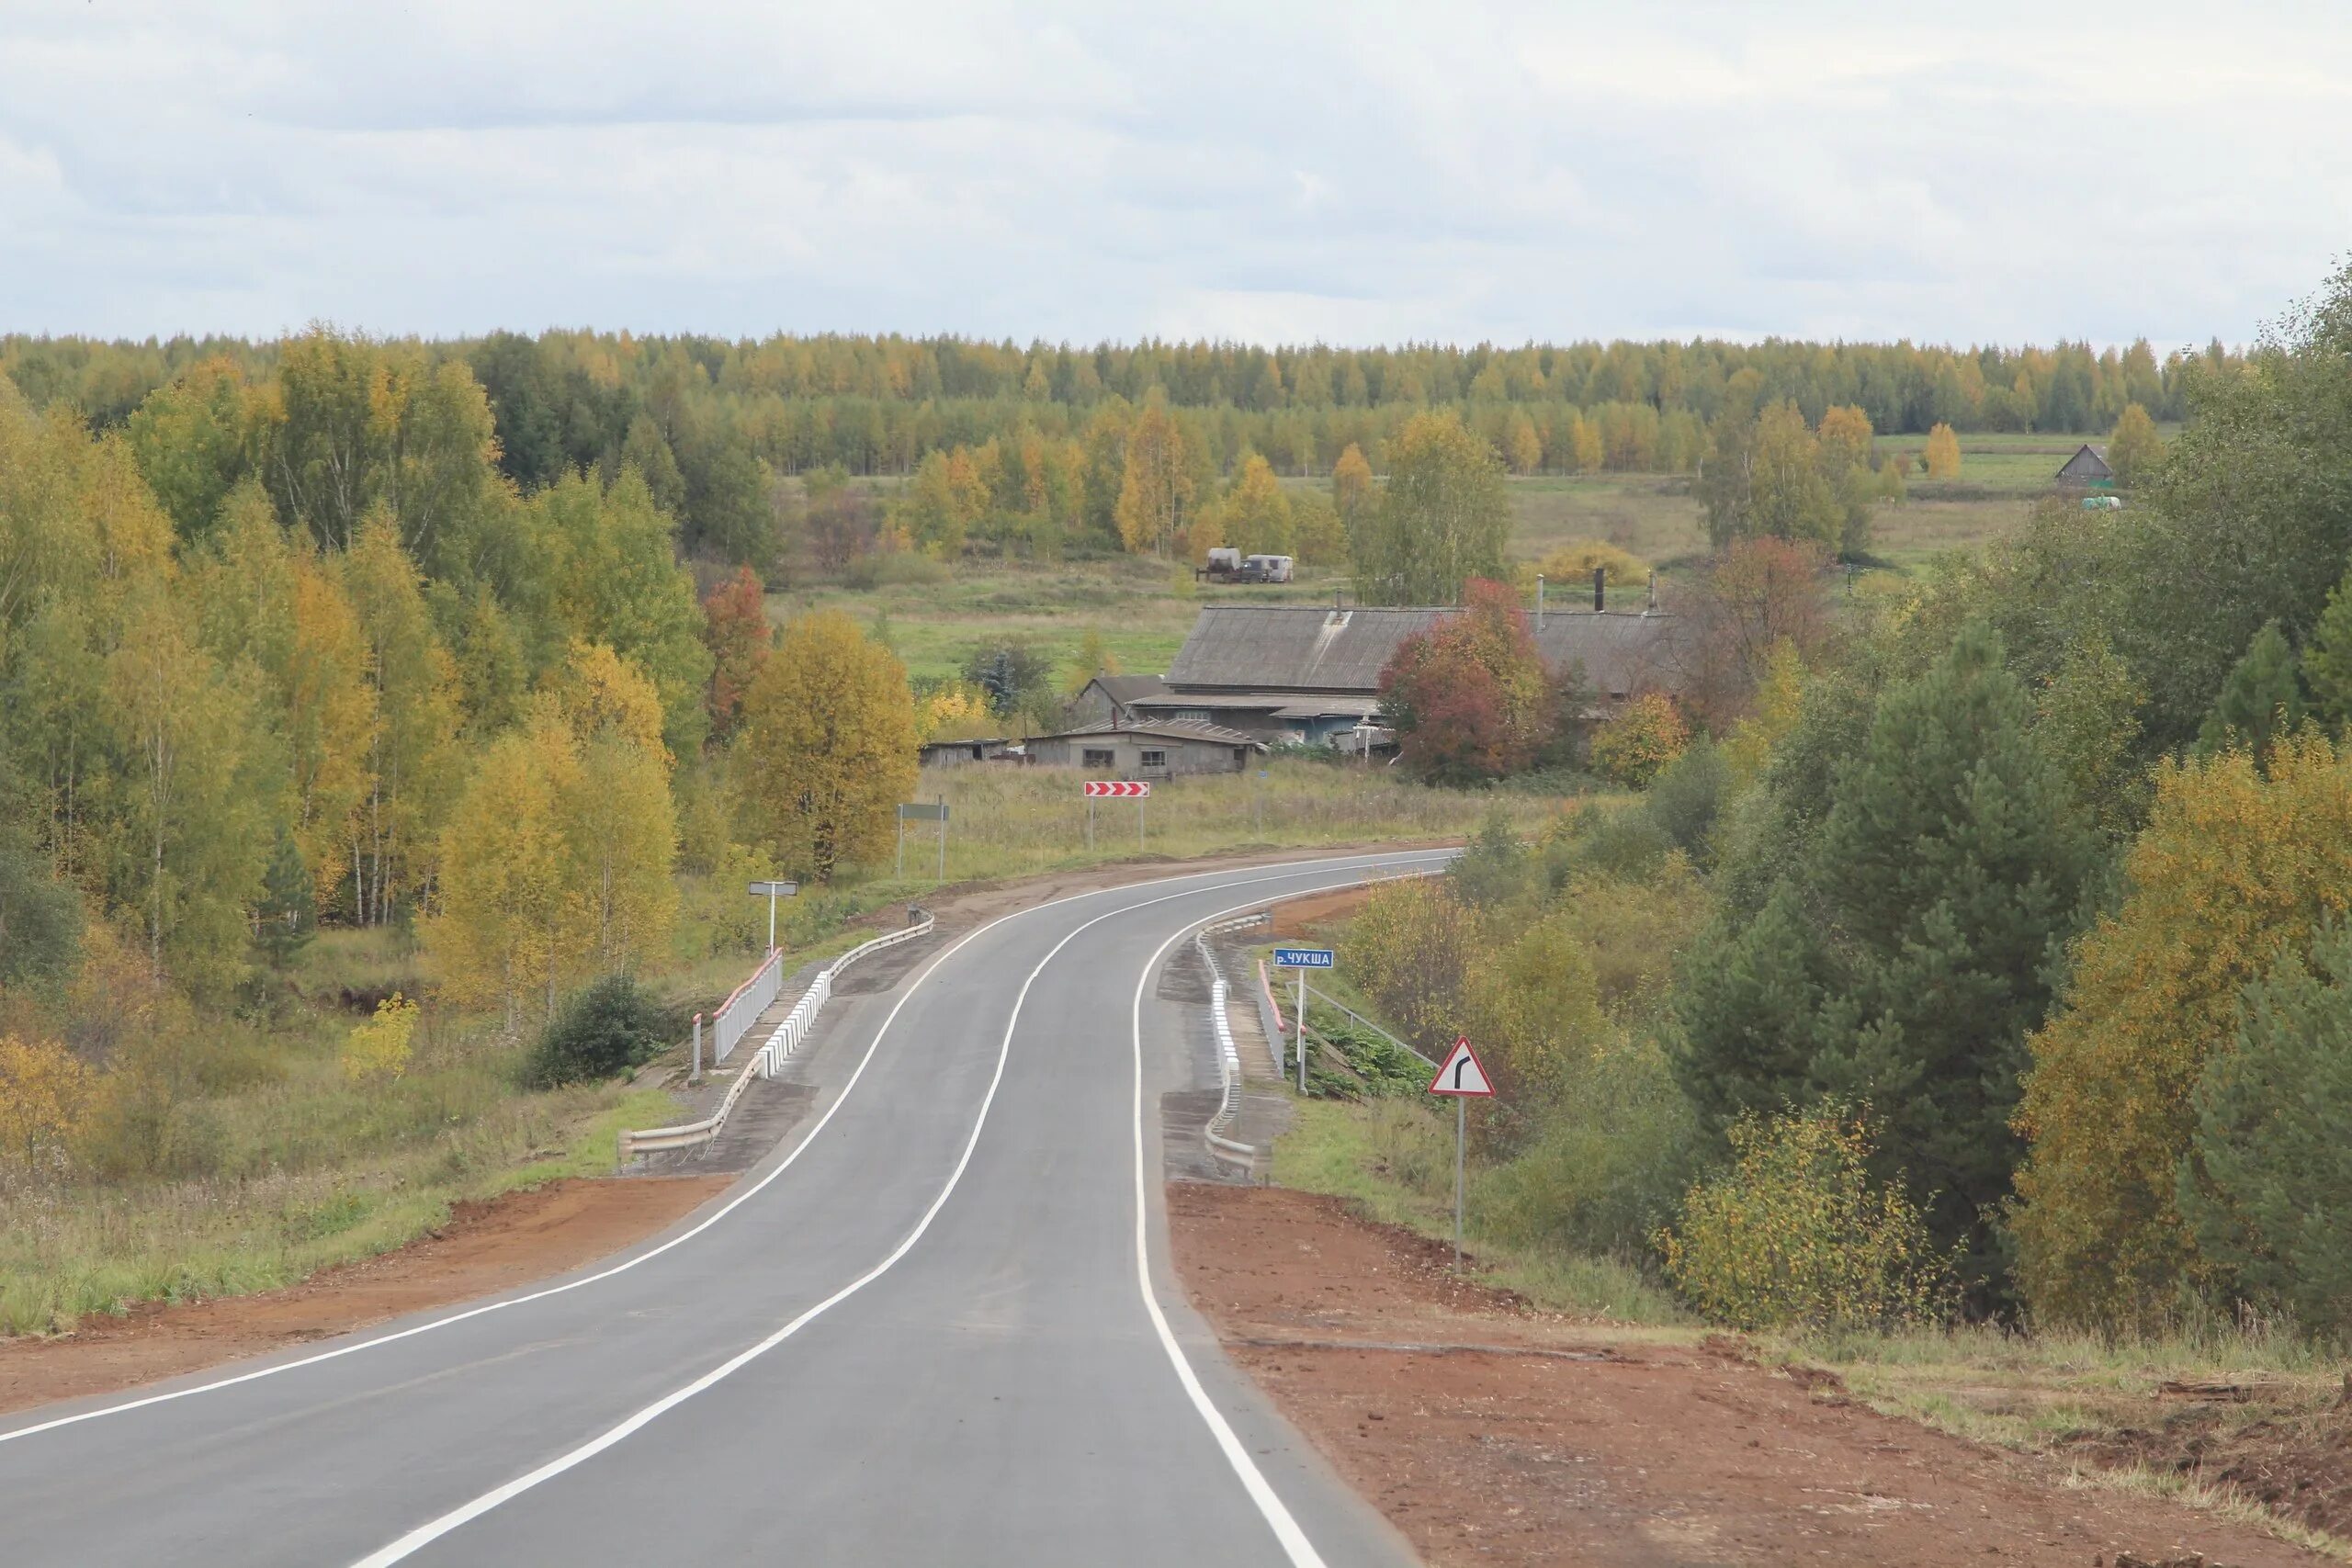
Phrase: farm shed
[
  {"left": 2056, "top": 444, "right": 2115, "bottom": 487},
  {"left": 1023, "top": 719, "right": 1263, "bottom": 778},
  {"left": 917, "top": 737, "right": 1013, "bottom": 768}
]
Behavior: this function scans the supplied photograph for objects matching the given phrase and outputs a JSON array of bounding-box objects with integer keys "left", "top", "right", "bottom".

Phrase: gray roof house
[
  {"left": 1130, "top": 601, "right": 1681, "bottom": 745},
  {"left": 1023, "top": 718, "right": 1264, "bottom": 777},
  {"left": 2056, "top": 444, "right": 2115, "bottom": 487},
  {"left": 1068, "top": 673, "right": 1173, "bottom": 728}
]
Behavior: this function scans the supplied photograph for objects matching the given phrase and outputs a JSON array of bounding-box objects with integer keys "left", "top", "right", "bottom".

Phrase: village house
[{"left": 1071, "top": 588, "right": 1681, "bottom": 751}]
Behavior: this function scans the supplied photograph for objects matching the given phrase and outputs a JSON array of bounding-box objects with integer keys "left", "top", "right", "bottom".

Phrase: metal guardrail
[
  {"left": 1304, "top": 981, "right": 1437, "bottom": 1069},
  {"left": 1193, "top": 914, "right": 1269, "bottom": 1167},
  {"left": 710, "top": 947, "right": 785, "bottom": 1064},
  {"left": 619, "top": 908, "right": 938, "bottom": 1163}
]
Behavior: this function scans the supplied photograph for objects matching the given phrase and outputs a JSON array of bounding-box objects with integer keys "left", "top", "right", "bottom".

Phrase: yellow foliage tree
[
  {"left": 2106, "top": 402, "right": 2166, "bottom": 489},
  {"left": 1923, "top": 422, "right": 1962, "bottom": 480},
  {"left": 563, "top": 728, "right": 678, "bottom": 976},
  {"left": 341, "top": 992, "right": 420, "bottom": 1081},
  {"left": 1534, "top": 538, "right": 1651, "bottom": 592},
  {"left": 1657, "top": 1104, "right": 1954, "bottom": 1332},
  {"left": 0, "top": 1034, "right": 88, "bottom": 1167},
  {"left": 1719, "top": 641, "right": 1804, "bottom": 789},
  {"left": 286, "top": 554, "right": 376, "bottom": 899},
  {"left": 1568, "top": 412, "right": 1605, "bottom": 475},
  {"left": 1460, "top": 912, "right": 1607, "bottom": 1108},
  {"left": 1330, "top": 441, "right": 1374, "bottom": 540},
  {"left": 2011, "top": 735, "right": 2352, "bottom": 1326},
  {"left": 427, "top": 720, "right": 575, "bottom": 1031},
  {"left": 1589, "top": 693, "right": 1690, "bottom": 786},
  {"left": 917, "top": 682, "right": 999, "bottom": 742},
  {"left": 1114, "top": 398, "right": 1196, "bottom": 558},
  {"left": 736, "top": 609, "right": 919, "bottom": 881},
  {"left": 1502, "top": 412, "right": 1543, "bottom": 476},
  {"left": 551, "top": 639, "right": 670, "bottom": 763},
  {"left": 1217, "top": 453, "right": 1293, "bottom": 556}
]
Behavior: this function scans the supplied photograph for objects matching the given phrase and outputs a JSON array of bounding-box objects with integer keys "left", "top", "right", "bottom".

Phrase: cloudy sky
[{"left": 3, "top": 1, "right": 2346, "bottom": 349}]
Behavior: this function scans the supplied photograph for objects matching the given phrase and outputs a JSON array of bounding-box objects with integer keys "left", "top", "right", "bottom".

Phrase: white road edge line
[
  {"left": 0, "top": 850, "right": 1434, "bottom": 1449},
  {"left": 338, "top": 864, "right": 1420, "bottom": 1561},
  {"left": 1132, "top": 913, "right": 1331, "bottom": 1568}
]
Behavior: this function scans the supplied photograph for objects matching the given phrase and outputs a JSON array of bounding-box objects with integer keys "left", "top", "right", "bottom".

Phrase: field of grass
[
  {"left": 772, "top": 553, "right": 1347, "bottom": 687},
  {"left": 853, "top": 758, "right": 1547, "bottom": 892},
  {"left": 790, "top": 472, "right": 2040, "bottom": 691},
  {"left": 0, "top": 930, "right": 671, "bottom": 1336}
]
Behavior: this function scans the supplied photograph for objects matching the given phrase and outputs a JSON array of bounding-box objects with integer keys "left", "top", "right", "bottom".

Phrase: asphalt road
[{"left": 1, "top": 851, "right": 1442, "bottom": 1567}]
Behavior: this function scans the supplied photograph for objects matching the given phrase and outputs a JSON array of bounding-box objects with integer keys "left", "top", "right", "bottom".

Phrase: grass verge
[{"left": 1272, "top": 1097, "right": 1686, "bottom": 1329}]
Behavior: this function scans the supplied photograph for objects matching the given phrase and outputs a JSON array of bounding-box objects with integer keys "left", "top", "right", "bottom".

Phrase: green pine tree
[
  {"left": 2302, "top": 574, "right": 2352, "bottom": 728},
  {"left": 1811, "top": 623, "right": 2099, "bottom": 1295},
  {"left": 255, "top": 830, "right": 315, "bottom": 970},
  {"left": 1675, "top": 625, "right": 2099, "bottom": 1301},
  {"left": 2196, "top": 619, "right": 2306, "bottom": 759},
  {"left": 2180, "top": 920, "right": 2352, "bottom": 1336}
]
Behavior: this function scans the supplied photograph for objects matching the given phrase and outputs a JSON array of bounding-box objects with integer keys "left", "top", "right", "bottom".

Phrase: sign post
[
  {"left": 746, "top": 879, "right": 798, "bottom": 952},
  {"left": 1082, "top": 780, "right": 1149, "bottom": 852},
  {"left": 1427, "top": 1035, "right": 1495, "bottom": 1269},
  {"left": 899, "top": 801, "right": 949, "bottom": 882},
  {"left": 1273, "top": 946, "right": 1335, "bottom": 1093}
]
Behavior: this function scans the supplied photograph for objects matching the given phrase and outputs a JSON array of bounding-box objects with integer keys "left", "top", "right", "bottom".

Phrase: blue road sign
[{"left": 1273, "top": 946, "right": 1335, "bottom": 969}]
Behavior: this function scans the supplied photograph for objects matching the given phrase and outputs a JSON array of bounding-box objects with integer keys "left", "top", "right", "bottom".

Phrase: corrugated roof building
[{"left": 1137, "top": 602, "right": 1680, "bottom": 744}]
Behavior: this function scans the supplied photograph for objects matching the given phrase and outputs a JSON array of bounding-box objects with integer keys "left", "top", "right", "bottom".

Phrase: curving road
[{"left": 1, "top": 851, "right": 1442, "bottom": 1567}]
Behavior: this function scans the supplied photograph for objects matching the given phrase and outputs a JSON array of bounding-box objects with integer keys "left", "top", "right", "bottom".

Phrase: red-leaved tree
[
  {"left": 1676, "top": 536, "right": 1835, "bottom": 729},
  {"left": 1379, "top": 579, "right": 1557, "bottom": 782},
  {"left": 701, "top": 567, "right": 772, "bottom": 742}
]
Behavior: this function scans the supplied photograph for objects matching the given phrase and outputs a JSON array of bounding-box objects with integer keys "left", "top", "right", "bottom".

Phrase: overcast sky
[{"left": 4, "top": 1, "right": 2346, "bottom": 350}]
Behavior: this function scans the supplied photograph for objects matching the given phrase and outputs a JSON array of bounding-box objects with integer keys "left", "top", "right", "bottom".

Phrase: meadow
[{"left": 802, "top": 465, "right": 2058, "bottom": 694}]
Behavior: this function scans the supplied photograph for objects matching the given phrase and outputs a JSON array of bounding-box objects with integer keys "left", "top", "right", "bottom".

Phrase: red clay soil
[
  {"left": 1264, "top": 885, "right": 1380, "bottom": 943},
  {"left": 0, "top": 1175, "right": 728, "bottom": 1418},
  {"left": 1168, "top": 1183, "right": 2331, "bottom": 1567}
]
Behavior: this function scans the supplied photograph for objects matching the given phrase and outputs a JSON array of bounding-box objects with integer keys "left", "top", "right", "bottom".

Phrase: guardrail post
[{"left": 691, "top": 1012, "right": 704, "bottom": 1085}]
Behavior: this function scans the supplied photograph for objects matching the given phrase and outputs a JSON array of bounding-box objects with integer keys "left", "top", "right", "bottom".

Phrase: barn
[
  {"left": 1022, "top": 718, "right": 1264, "bottom": 778},
  {"left": 2056, "top": 444, "right": 2115, "bottom": 487}
]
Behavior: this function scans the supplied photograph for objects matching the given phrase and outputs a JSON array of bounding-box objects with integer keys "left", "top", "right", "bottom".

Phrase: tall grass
[{"left": 871, "top": 758, "right": 1543, "bottom": 889}]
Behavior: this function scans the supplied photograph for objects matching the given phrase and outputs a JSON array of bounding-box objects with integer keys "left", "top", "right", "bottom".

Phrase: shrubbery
[
  {"left": 1656, "top": 1104, "right": 1953, "bottom": 1333},
  {"left": 525, "top": 975, "right": 670, "bottom": 1089},
  {"left": 1589, "top": 693, "right": 1689, "bottom": 786}
]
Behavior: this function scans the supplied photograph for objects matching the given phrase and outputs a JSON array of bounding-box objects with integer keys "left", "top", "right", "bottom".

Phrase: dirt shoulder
[
  {"left": 0, "top": 1175, "right": 727, "bottom": 1418},
  {"left": 1169, "top": 1182, "right": 2334, "bottom": 1567}
]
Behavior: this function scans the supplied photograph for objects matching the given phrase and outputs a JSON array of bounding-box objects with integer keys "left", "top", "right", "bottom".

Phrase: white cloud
[{"left": 3, "top": 0, "right": 2346, "bottom": 346}]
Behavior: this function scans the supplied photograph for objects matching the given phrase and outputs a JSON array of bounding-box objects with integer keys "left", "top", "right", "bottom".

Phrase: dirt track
[
  {"left": 1168, "top": 1182, "right": 2330, "bottom": 1567},
  {"left": 0, "top": 1175, "right": 728, "bottom": 1416}
]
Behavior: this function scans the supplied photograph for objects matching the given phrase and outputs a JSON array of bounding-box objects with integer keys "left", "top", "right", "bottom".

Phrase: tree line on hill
[
  {"left": 3, "top": 328, "right": 2224, "bottom": 531},
  {"left": 1335, "top": 262, "right": 2352, "bottom": 1337}
]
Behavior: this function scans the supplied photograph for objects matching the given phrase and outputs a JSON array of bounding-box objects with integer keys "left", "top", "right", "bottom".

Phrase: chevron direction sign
[{"left": 1083, "top": 780, "right": 1151, "bottom": 797}]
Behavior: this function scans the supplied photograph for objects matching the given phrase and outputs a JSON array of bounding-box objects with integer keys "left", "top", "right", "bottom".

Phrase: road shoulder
[
  {"left": 1166, "top": 1181, "right": 2335, "bottom": 1568},
  {"left": 0, "top": 1175, "right": 728, "bottom": 1418}
]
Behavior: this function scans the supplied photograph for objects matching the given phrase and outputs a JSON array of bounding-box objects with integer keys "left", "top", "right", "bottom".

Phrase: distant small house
[
  {"left": 1023, "top": 719, "right": 1263, "bottom": 778},
  {"left": 2056, "top": 444, "right": 2115, "bottom": 488},
  {"left": 918, "top": 737, "right": 1012, "bottom": 768},
  {"left": 1068, "top": 674, "right": 1171, "bottom": 729}
]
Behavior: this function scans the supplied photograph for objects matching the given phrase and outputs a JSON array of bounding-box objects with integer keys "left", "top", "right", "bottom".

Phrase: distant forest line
[{"left": 2, "top": 329, "right": 2233, "bottom": 490}]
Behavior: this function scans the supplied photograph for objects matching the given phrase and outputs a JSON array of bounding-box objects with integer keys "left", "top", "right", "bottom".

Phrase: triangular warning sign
[{"left": 1428, "top": 1036, "right": 1494, "bottom": 1098}]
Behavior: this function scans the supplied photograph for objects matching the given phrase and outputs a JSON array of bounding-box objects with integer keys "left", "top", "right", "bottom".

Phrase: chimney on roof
[{"left": 1592, "top": 566, "right": 1605, "bottom": 613}]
